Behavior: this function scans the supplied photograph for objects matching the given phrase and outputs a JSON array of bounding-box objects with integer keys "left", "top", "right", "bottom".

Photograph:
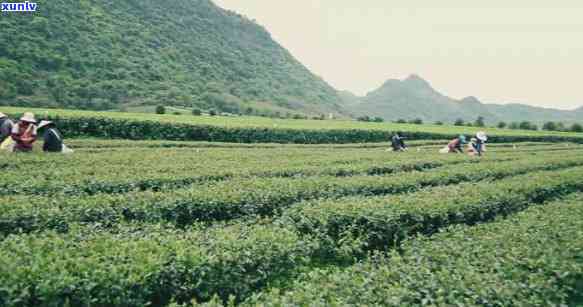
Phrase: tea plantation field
[
  {"left": 1, "top": 140, "right": 582, "bottom": 306},
  {"left": 3, "top": 107, "right": 583, "bottom": 144}
]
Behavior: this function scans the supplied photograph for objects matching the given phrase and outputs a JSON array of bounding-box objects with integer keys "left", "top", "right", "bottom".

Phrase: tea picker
[{"left": 38, "top": 120, "right": 73, "bottom": 154}]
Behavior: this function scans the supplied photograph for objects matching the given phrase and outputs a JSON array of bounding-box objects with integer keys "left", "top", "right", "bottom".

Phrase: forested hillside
[{"left": 0, "top": 0, "right": 343, "bottom": 114}]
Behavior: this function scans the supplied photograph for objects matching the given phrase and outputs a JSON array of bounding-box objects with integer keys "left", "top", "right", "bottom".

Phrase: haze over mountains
[
  {"left": 0, "top": 0, "right": 581, "bottom": 123},
  {"left": 345, "top": 74, "right": 583, "bottom": 124}
]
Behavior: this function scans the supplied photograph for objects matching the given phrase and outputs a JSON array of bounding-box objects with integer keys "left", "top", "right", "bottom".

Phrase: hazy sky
[{"left": 213, "top": 0, "right": 583, "bottom": 110}]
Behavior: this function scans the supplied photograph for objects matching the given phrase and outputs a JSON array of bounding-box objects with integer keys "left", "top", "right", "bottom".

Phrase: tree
[
  {"left": 396, "top": 119, "right": 407, "bottom": 124},
  {"left": 372, "top": 117, "right": 384, "bottom": 123},
  {"left": 497, "top": 122, "right": 507, "bottom": 129},
  {"left": 410, "top": 118, "right": 423, "bottom": 125},
  {"left": 155, "top": 105, "right": 166, "bottom": 114},
  {"left": 542, "top": 122, "right": 558, "bottom": 131},
  {"left": 509, "top": 122, "right": 520, "bottom": 130},
  {"left": 571, "top": 123, "right": 583, "bottom": 133},
  {"left": 434, "top": 121, "right": 443, "bottom": 125},
  {"left": 192, "top": 109, "right": 202, "bottom": 116},
  {"left": 474, "top": 116, "right": 485, "bottom": 127},
  {"left": 357, "top": 115, "right": 371, "bottom": 122},
  {"left": 209, "top": 109, "right": 217, "bottom": 116},
  {"left": 454, "top": 118, "right": 465, "bottom": 126},
  {"left": 519, "top": 121, "right": 536, "bottom": 130}
]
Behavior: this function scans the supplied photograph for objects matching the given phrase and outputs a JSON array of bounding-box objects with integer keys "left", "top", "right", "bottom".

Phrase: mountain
[
  {"left": 349, "top": 75, "right": 583, "bottom": 124},
  {"left": 0, "top": 0, "right": 343, "bottom": 115}
]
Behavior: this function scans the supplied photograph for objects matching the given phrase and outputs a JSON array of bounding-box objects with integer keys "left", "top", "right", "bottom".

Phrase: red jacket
[{"left": 11, "top": 122, "right": 37, "bottom": 152}]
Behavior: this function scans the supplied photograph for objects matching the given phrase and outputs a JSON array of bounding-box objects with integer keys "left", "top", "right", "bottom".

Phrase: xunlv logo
[{"left": 1, "top": 1, "right": 37, "bottom": 12}]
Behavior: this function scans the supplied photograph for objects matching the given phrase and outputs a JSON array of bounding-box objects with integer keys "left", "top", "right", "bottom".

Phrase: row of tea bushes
[
  {"left": 5, "top": 110, "right": 583, "bottom": 144},
  {"left": 245, "top": 194, "right": 583, "bottom": 306},
  {"left": 1, "top": 168, "right": 583, "bottom": 306},
  {"left": 0, "top": 147, "right": 480, "bottom": 196},
  {"left": 0, "top": 154, "right": 578, "bottom": 237},
  {"left": 281, "top": 166, "right": 583, "bottom": 253}
]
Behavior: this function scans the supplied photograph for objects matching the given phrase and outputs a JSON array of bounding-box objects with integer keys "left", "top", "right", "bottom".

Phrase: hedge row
[
  {"left": 8, "top": 114, "right": 583, "bottom": 144},
  {"left": 246, "top": 194, "right": 583, "bottom": 306},
  {"left": 281, "top": 165, "right": 583, "bottom": 253},
  {"left": 0, "top": 223, "right": 319, "bottom": 307},
  {"left": 0, "top": 155, "right": 577, "bottom": 236},
  {"left": 2, "top": 168, "right": 583, "bottom": 306},
  {"left": 0, "top": 154, "right": 480, "bottom": 196}
]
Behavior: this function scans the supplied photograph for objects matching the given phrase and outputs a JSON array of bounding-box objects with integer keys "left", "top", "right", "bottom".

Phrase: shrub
[
  {"left": 474, "top": 116, "right": 485, "bottom": 127},
  {"left": 155, "top": 105, "right": 166, "bottom": 114}
]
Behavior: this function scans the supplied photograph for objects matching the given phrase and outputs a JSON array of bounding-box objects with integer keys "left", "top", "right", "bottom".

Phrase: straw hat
[
  {"left": 0, "top": 112, "right": 6, "bottom": 118},
  {"left": 20, "top": 112, "right": 36, "bottom": 123},
  {"left": 476, "top": 131, "right": 488, "bottom": 141},
  {"left": 38, "top": 120, "right": 53, "bottom": 129}
]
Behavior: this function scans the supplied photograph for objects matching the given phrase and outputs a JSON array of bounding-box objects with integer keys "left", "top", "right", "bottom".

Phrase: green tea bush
[
  {"left": 247, "top": 194, "right": 583, "bottom": 306},
  {"left": 281, "top": 166, "right": 583, "bottom": 253},
  {"left": 0, "top": 155, "right": 576, "bottom": 236}
]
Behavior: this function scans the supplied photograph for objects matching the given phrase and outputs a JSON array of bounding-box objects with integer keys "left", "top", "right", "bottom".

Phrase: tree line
[{"left": 358, "top": 115, "right": 583, "bottom": 132}]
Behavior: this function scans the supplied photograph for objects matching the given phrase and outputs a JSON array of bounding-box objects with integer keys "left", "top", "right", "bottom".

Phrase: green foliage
[
  {"left": 192, "top": 109, "right": 202, "bottom": 116},
  {"left": 2, "top": 140, "right": 583, "bottom": 305},
  {"left": 454, "top": 118, "right": 465, "bottom": 126},
  {"left": 474, "top": 116, "right": 485, "bottom": 127},
  {"left": 571, "top": 123, "right": 583, "bottom": 133},
  {"left": 519, "top": 121, "right": 538, "bottom": 131},
  {"left": 2, "top": 152, "right": 580, "bottom": 236},
  {"left": 0, "top": 0, "right": 341, "bottom": 114},
  {"left": 248, "top": 194, "right": 583, "bottom": 306},
  {"left": 497, "top": 121, "right": 507, "bottom": 128},
  {"left": 155, "top": 105, "right": 166, "bottom": 114},
  {"left": 543, "top": 121, "right": 559, "bottom": 131},
  {"left": 4, "top": 107, "right": 583, "bottom": 144},
  {"left": 409, "top": 118, "right": 423, "bottom": 125}
]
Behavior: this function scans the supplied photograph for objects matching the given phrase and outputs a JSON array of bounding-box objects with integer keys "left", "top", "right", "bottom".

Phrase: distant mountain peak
[
  {"left": 460, "top": 96, "right": 482, "bottom": 105},
  {"left": 405, "top": 73, "right": 424, "bottom": 81},
  {"left": 403, "top": 74, "right": 430, "bottom": 86}
]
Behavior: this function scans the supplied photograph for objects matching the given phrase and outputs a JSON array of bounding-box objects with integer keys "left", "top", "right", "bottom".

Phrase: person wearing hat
[
  {"left": 468, "top": 138, "right": 480, "bottom": 156},
  {"left": 447, "top": 135, "right": 467, "bottom": 153},
  {"left": 38, "top": 120, "right": 64, "bottom": 153},
  {"left": 11, "top": 112, "right": 37, "bottom": 152},
  {"left": 474, "top": 131, "right": 488, "bottom": 156},
  {"left": 0, "top": 112, "right": 14, "bottom": 144}
]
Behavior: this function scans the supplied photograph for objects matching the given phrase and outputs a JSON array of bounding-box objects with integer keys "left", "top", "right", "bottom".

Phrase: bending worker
[
  {"left": 470, "top": 131, "right": 488, "bottom": 156},
  {"left": 38, "top": 120, "right": 63, "bottom": 152},
  {"left": 11, "top": 112, "right": 37, "bottom": 153},
  {"left": 0, "top": 112, "right": 14, "bottom": 144},
  {"left": 391, "top": 133, "right": 408, "bottom": 152},
  {"left": 447, "top": 135, "right": 466, "bottom": 153}
]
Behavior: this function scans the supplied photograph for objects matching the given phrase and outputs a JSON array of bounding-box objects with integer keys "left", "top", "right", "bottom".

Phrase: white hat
[
  {"left": 0, "top": 112, "right": 6, "bottom": 118},
  {"left": 20, "top": 112, "right": 36, "bottom": 123},
  {"left": 38, "top": 120, "right": 53, "bottom": 129},
  {"left": 476, "top": 131, "right": 488, "bottom": 141}
]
